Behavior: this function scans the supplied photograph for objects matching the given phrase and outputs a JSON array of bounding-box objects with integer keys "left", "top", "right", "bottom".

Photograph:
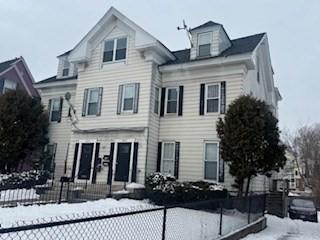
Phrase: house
[
  {"left": 35, "top": 7, "right": 281, "bottom": 191},
  {"left": 0, "top": 57, "right": 39, "bottom": 97}
]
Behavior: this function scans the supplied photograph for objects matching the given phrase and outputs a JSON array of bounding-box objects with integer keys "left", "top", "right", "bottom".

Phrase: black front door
[
  {"left": 78, "top": 143, "right": 94, "bottom": 180},
  {"left": 114, "top": 143, "right": 131, "bottom": 182}
]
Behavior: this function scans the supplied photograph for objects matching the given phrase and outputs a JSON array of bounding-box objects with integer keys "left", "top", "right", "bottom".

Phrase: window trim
[
  {"left": 197, "top": 31, "right": 213, "bottom": 57},
  {"left": 205, "top": 83, "right": 220, "bottom": 114},
  {"left": 161, "top": 141, "right": 176, "bottom": 175},
  {"left": 203, "top": 141, "right": 219, "bottom": 182},
  {"left": 49, "top": 98, "right": 61, "bottom": 122},
  {"left": 154, "top": 87, "right": 160, "bottom": 115},
  {"left": 121, "top": 83, "right": 135, "bottom": 113},
  {"left": 102, "top": 36, "right": 128, "bottom": 64},
  {"left": 86, "top": 88, "right": 100, "bottom": 116},
  {"left": 165, "top": 87, "right": 179, "bottom": 115}
]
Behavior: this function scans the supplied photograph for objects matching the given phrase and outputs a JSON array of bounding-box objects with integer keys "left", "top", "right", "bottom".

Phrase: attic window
[
  {"left": 197, "top": 32, "right": 212, "bottom": 57},
  {"left": 62, "top": 60, "right": 70, "bottom": 77},
  {"left": 103, "top": 37, "right": 127, "bottom": 62}
]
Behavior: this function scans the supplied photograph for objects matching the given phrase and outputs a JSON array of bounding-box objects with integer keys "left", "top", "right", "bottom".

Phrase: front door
[
  {"left": 114, "top": 143, "right": 131, "bottom": 182},
  {"left": 78, "top": 143, "right": 94, "bottom": 180}
]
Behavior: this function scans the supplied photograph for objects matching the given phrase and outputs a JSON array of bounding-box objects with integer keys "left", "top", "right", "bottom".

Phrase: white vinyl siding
[
  {"left": 165, "top": 87, "right": 178, "bottom": 114},
  {"left": 103, "top": 37, "right": 127, "bottom": 63},
  {"left": 154, "top": 87, "right": 160, "bottom": 114},
  {"left": 205, "top": 83, "right": 220, "bottom": 113},
  {"left": 162, "top": 142, "right": 175, "bottom": 175},
  {"left": 204, "top": 142, "right": 219, "bottom": 181}
]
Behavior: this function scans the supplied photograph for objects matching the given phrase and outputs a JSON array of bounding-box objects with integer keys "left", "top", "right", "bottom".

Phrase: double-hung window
[
  {"left": 87, "top": 88, "right": 100, "bottom": 115},
  {"left": 122, "top": 84, "right": 135, "bottom": 112},
  {"left": 162, "top": 142, "right": 175, "bottom": 175},
  {"left": 3, "top": 79, "right": 17, "bottom": 93},
  {"left": 166, "top": 87, "right": 178, "bottom": 114},
  {"left": 62, "top": 60, "right": 70, "bottom": 77},
  {"left": 154, "top": 87, "right": 160, "bottom": 114},
  {"left": 205, "top": 84, "right": 220, "bottom": 113},
  {"left": 50, "top": 98, "right": 61, "bottom": 122},
  {"left": 103, "top": 37, "right": 127, "bottom": 63},
  {"left": 204, "top": 142, "right": 219, "bottom": 181},
  {"left": 198, "top": 32, "right": 212, "bottom": 57}
]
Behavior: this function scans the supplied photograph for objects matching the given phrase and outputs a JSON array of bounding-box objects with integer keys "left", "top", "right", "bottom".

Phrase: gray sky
[{"left": 1, "top": 0, "right": 319, "bottom": 131}]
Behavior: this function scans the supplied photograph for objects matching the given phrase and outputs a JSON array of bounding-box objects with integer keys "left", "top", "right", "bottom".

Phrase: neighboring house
[
  {"left": 0, "top": 57, "right": 39, "bottom": 97},
  {"left": 35, "top": 7, "right": 281, "bottom": 191}
]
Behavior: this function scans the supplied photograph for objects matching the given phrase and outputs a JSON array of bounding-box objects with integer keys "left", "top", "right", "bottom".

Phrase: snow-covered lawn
[
  {"left": 243, "top": 213, "right": 320, "bottom": 240},
  {"left": 0, "top": 198, "right": 254, "bottom": 240},
  {"left": 0, "top": 189, "right": 39, "bottom": 202}
]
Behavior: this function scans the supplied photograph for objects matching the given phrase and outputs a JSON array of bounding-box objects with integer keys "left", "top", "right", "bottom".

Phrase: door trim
[
  {"left": 112, "top": 139, "right": 135, "bottom": 183},
  {"left": 75, "top": 140, "right": 97, "bottom": 183}
]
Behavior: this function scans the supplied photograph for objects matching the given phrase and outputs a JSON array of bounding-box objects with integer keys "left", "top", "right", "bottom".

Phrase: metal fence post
[
  {"left": 219, "top": 201, "right": 223, "bottom": 236},
  {"left": 162, "top": 207, "right": 167, "bottom": 240},
  {"left": 58, "top": 180, "right": 64, "bottom": 204},
  {"left": 247, "top": 196, "right": 252, "bottom": 224}
]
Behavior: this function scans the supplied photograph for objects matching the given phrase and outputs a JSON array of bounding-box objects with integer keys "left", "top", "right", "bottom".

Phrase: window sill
[
  {"left": 101, "top": 59, "right": 127, "bottom": 68},
  {"left": 82, "top": 115, "right": 99, "bottom": 118}
]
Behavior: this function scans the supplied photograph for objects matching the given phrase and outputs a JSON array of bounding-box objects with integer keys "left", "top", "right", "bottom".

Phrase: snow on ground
[
  {"left": 0, "top": 189, "right": 39, "bottom": 201},
  {"left": 0, "top": 198, "right": 152, "bottom": 227},
  {"left": 243, "top": 213, "right": 320, "bottom": 240}
]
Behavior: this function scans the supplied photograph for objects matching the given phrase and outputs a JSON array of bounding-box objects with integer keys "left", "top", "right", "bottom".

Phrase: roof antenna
[{"left": 177, "top": 20, "right": 193, "bottom": 48}]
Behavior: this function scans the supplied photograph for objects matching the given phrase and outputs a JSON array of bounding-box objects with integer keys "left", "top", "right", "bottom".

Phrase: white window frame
[
  {"left": 102, "top": 37, "right": 128, "bottom": 63},
  {"left": 62, "top": 60, "right": 70, "bottom": 77},
  {"left": 165, "top": 87, "right": 179, "bottom": 115},
  {"left": 3, "top": 79, "right": 17, "bottom": 93},
  {"left": 203, "top": 141, "right": 219, "bottom": 182},
  {"left": 161, "top": 141, "right": 176, "bottom": 175},
  {"left": 205, "top": 83, "right": 220, "bottom": 114},
  {"left": 121, "top": 83, "right": 135, "bottom": 113},
  {"left": 197, "top": 31, "right": 213, "bottom": 57},
  {"left": 75, "top": 140, "right": 97, "bottom": 183},
  {"left": 49, "top": 98, "right": 61, "bottom": 122},
  {"left": 86, "top": 88, "right": 100, "bottom": 116},
  {"left": 154, "top": 87, "right": 160, "bottom": 114}
]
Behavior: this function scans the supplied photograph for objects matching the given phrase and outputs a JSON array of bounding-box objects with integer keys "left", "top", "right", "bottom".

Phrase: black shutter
[
  {"left": 57, "top": 97, "right": 63, "bottom": 123},
  {"left": 178, "top": 86, "right": 184, "bottom": 116},
  {"left": 156, "top": 142, "right": 162, "bottom": 172},
  {"left": 219, "top": 149, "right": 224, "bottom": 183},
  {"left": 160, "top": 88, "right": 166, "bottom": 117},
  {"left": 174, "top": 142, "right": 180, "bottom": 179},
  {"left": 131, "top": 143, "right": 139, "bottom": 182},
  {"left": 71, "top": 143, "right": 79, "bottom": 182},
  {"left": 199, "top": 84, "right": 205, "bottom": 115},
  {"left": 97, "top": 87, "right": 103, "bottom": 116},
  {"left": 82, "top": 89, "right": 88, "bottom": 116},
  {"left": 107, "top": 142, "right": 115, "bottom": 185},
  {"left": 92, "top": 143, "right": 100, "bottom": 184},
  {"left": 0, "top": 78, "right": 4, "bottom": 94},
  {"left": 220, "top": 81, "right": 226, "bottom": 114},
  {"left": 48, "top": 99, "right": 52, "bottom": 121}
]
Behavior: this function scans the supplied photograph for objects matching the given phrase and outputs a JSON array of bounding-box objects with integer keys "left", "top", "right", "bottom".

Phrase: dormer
[
  {"left": 190, "top": 21, "right": 231, "bottom": 60},
  {"left": 57, "top": 51, "right": 77, "bottom": 78}
]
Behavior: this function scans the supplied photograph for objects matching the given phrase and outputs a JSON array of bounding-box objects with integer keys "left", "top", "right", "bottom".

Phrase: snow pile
[
  {"left": 243, "top": 214, "right": 320, "bottom": 240},
  {"left": 0, "top": 188, "right": 39, "bottom": 201},
  {"left": 126, "top": 183, "right": 145, "bottom": 189}
]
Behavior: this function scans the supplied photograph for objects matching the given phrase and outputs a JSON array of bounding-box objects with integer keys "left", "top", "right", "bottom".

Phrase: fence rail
[{"left": 0, "top": 194, "right": 266, "bottom": 240}]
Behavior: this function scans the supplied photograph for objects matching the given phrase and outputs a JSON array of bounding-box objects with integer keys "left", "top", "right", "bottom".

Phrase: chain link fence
[{"left": 0, "top": 194, "right": 266, "bottom": 240}]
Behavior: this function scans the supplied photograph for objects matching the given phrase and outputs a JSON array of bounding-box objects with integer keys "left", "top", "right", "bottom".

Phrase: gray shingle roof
[
  {"left": 191, "top": 21, "right": 222, "bottom": 31},
  {"left": 0, "top": 58, "right": 19, "bottom": 73},
  {"left": 165, "top": 33, "right": 265, "bottom": 66},
  {"left": 35, "top": 75, "right": 77, "bottom": 84}
]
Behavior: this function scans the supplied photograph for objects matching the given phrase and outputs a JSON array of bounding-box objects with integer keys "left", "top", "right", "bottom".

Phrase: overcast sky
[{"left": 1, "top": 0, "right": 319, "bottom": 131}]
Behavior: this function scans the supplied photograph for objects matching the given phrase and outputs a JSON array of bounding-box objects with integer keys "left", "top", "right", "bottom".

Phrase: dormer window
[
  {"left": 62, "top": 60, "right": 70, "bottom": 77},
  {"left": 197, "top": 32, "right": 212, "bottom": 57},
  {"left": 103, "top": 37, "right": 127, "bottom": 63}
]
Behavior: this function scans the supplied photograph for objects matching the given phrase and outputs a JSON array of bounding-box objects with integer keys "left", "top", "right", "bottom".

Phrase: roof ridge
[{"left": 231, "top": 32, "right": 266, "bottom": 41}]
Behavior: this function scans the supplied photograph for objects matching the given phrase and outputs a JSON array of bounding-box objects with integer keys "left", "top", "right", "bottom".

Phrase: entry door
[
  {"left": 78, "top": 143, "right": 94, "bottom": 180},
  {"left": 114, "top": 143, "right": 131, "bottom": 182}
]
